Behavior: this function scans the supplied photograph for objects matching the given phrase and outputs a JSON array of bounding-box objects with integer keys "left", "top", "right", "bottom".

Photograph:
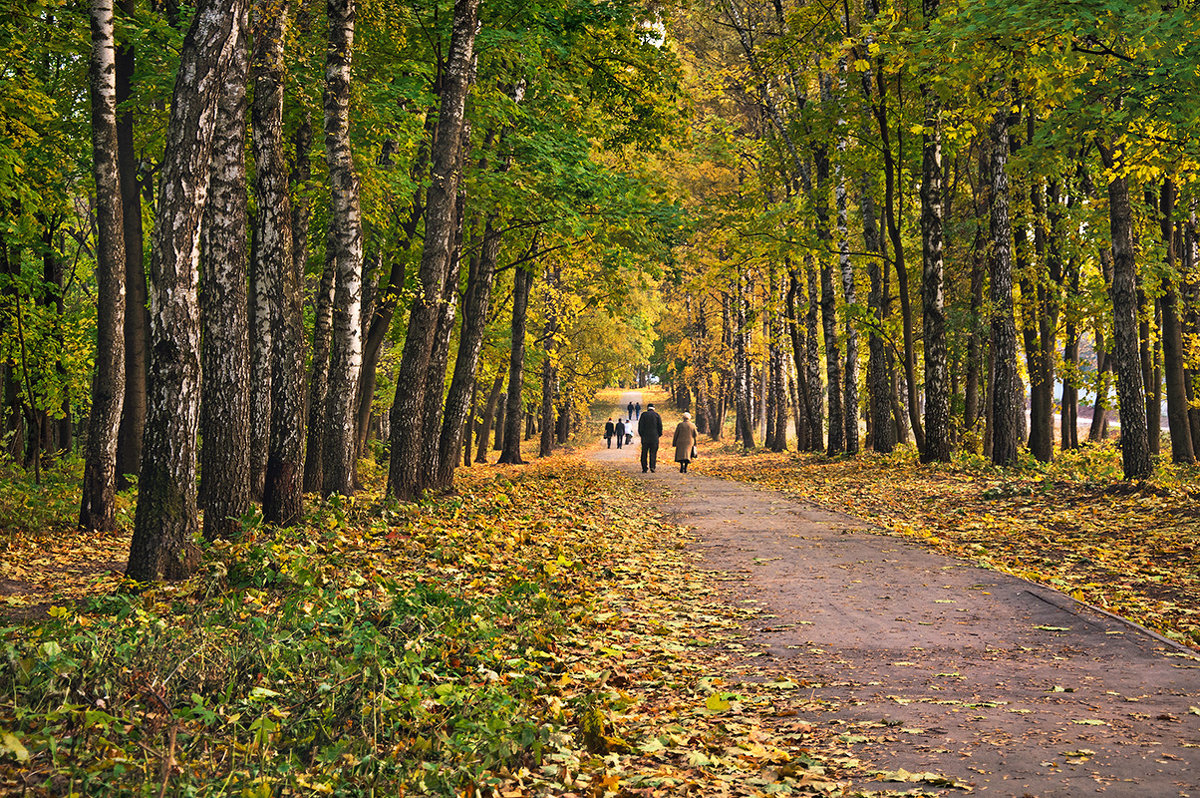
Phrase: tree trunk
[
  {"left": 474, "top": 372, "right": 504, "bottom": 463},
  {"left": 248, "top": 223, "right": 271, "bottom": 501},
  {"left": 498, "top": 265, "right": 533, "bottom": 464},
  {"left": 1097, "top": 138, "right": 1152, "bottom": 478},
  {"left": 387, "top": 0, "right": 480, "bottom": 499},
  {"left": 437, "top": 216, "right": 501, "bottom": 487},
  {"left": 302, "top": 242, "right": 336, "bottom": 492},
  {"left": 127, "top": 0, "right": 247, "bottom": 582},
  {"left": 321, "top": 0, "right": 365, "bottom": 496},
  {"left": 115, "top": 0, "right": 147, "bottom": 489},
  {"left": 81, "top": 0, "right": 127, "bottom": 532},
  {"left": 418, "top": 191, "right": 466, "bottom": 485},
  {"left": 1157, "top": 178, "right": 1194, "bottom": 463},
  {"left": 198, "top": 20, "right": 250, "bottom": 539},
  {"left": 1061, "top": 253, "right": 1081, "bottom": 450},
  {"left": 254, "top": 0, "right": 304, "bottom": 526},
  {"left": 988, "top": 108, "right": 1019, "bottom": 467},
  {"left": 919, "top": 23, "right": 950, "bottom": 463},
  {"left": 735, "top": 264, "right": 755, "bottom": 449},
  {"left": 804, "top": 257, "right": 824, "bottom": 450}
]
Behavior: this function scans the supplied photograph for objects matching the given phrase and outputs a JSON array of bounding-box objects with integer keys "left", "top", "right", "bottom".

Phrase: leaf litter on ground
[{"left": 0, "top": 453, "right": 902, "bottom": 796}]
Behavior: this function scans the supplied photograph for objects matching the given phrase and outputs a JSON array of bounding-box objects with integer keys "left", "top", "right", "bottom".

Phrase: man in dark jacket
[
  {"left": 614, "top": 417, "right": 626, "bottom": 449},
  {"left": 604, "top": 418, "right": 615, "bottom": 448},
  {"left": 627, "top": 401, "right": 634, "bottom": 420},
  {"left": 637, "top": 404, "right": 663, "bottom": 472}
]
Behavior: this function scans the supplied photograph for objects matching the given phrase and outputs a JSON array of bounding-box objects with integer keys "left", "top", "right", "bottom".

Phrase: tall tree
[
  {"left": 1097, "top": 138, "right": 1151, "bottom": 479},
  {"left": 127, "top": 0, "right": 248, "bottom": 582},
  {"left": 918, "top": 0, "right": 950, "bottom": 463},
  {"left": 988, "top": 107, "right": 1019, "bottom": 467},
  {"left": 80, "top": 0, "right": 127, "bottom": 532},
  {"left": 387, "top": 0, "right": 481, "bottom": 499},
  {"left": 198, "top": 20, "right": 251, "bottom": 540},
  {"left": 321, "top": 0, "right": 365, "bottom": 496},
  {"left": 253, "top": 0, "right": 304, "bottom": 525},
  {"left": 497, "top": 265, "right": 534, "bottom": 464},
  {"left": 114, "top": 0, "right": 148, "bottom": 489}
]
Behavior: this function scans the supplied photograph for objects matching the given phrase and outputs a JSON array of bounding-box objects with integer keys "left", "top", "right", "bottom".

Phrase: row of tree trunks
[
  {"left": 386, "top": 0, "right": 480, "bottom": 499},
  {"left": 127, "top": 0, "right": 249, "bottom": 582}
]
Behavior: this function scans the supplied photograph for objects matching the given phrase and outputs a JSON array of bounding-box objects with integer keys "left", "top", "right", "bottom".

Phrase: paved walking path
[{"left": 593, "top": 391, "right": 1200, "bottom": 797}]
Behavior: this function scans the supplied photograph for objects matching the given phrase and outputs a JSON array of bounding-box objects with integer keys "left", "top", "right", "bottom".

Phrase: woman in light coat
[{"left": 672, "top": 412, "right": 698, "bottom": 473}]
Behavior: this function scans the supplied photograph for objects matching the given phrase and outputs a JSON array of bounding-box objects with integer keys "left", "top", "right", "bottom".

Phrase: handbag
[{"left": 691, "top": 446, "right": 698, "bottom": 459}]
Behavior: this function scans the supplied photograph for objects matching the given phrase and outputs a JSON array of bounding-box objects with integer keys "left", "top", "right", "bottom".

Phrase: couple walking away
[
  {"left": 637, "top": 405, "right": 699, "bottom": 473},
  {"left": 603, "top": 417, "right": 627, "bottom": 449}
]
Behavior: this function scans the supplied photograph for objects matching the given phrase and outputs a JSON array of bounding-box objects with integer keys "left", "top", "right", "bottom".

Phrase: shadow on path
[{"left": 592, "top": 392, "right": 1200, "bottom": 797}]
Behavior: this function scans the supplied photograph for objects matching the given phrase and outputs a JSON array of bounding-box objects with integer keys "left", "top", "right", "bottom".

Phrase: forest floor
[{"left": 609, "top": 390, "right": 1200, "bottom": 796}]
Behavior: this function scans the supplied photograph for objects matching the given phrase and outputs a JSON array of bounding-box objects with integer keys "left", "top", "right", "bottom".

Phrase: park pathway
[{"left": 594, "top": 391, "right": 1200, "bottom": 797}]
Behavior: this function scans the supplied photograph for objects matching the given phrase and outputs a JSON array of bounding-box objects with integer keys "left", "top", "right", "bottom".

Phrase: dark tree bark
[
  {"left": 115, "top": 0, "right": 147, "bottom": 489},
  {"left": 254, "top": 0, "right": 304, "bottom": 525},
  {"left": 919, "top": 2, "right": 950, "bottom": 463},
  {"left": 198, "top": 21, "right": 250, "bottom": 539},
  {"left": 804, "top": 257, "right": 824, "bottom": 450},
  {"left": 1157, "top": 178, "right": 1194, "bottom": 463},
  {"left": 733, "top": 263, "right": 755, "bottom": 449},
  {"left": 786, "top": 270, "right": 812, "bottom": 450},
  {"left": 418, "top": 190, "right": 466, "bottom": 484},
  {"left": 387, "top": 0, "right": 480, "bottom": 499},
  {"left": 81, "top": 0, "right": 127, "bottom": 532},
  {"left": 1061, "top": 255, "right": 1081, "bottom": 450},
  {"left": 302, "top": 242, "right": 336, "bottom": 492},
  {"left": 498, "top": 265, "right": 534, "bottom": 464},
  {"left": 127, "top": 0, "right": 248, "bottom": 582},
  {"left": 474, "top": 372, "right": 504, "bottom": 463},
  {"left": 1097, "top": 138, "right": 1152, "bottom": 478},
  {"left": 988, "top": 109, "right": 1019, "bottom": 467},
  {"left": 321, "top": 0, "right": 364, "bottom": 496},
  {"left": 437, "top": 217, "right": 501, "bottom": 487},
  {"left": 814, "top": 137, "right": 843, "bottom": 455}
]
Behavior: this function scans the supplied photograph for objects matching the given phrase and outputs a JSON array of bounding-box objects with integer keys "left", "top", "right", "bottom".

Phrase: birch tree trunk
[
  {"left": 988, "top": 108, "right": 1020, "bottom": 467},
  {"left": 919, "top": 0, "right": 950, "bottom": 463},
  {"left": 80, "top": 0, "right": 127, "bottom": 532},
  {"left": 198, "top": 21, "right": 250, "bottom": 539},
  {"left": 253, "top": 0, "right": 304, "bottom": 525},
  {"left": 127, "top": 0, "right": 247, "bottom": 582},
  {"left": 387, "top": 0, "right": 480, "bottom": 499},
  {"left": 321, "top": 0, "right": 365, "bottom": 496}
]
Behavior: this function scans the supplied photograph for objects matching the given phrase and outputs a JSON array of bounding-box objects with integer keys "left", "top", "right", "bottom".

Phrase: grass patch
[{"left": 1, "top": 456, "right": 857, "bottom": 796}]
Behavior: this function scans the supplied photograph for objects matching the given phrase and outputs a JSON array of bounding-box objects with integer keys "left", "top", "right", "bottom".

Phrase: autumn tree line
[
  {"left": 0, "top": 0, "right": 678, "bottom": 580},
  {"left": 654, "top": 0, "right": 1200, "bottom": 480}
]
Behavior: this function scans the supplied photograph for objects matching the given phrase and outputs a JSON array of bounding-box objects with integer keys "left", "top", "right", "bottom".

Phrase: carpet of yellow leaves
[{"left": 692, "top": 443, "right": 1200, "bottom": 651}]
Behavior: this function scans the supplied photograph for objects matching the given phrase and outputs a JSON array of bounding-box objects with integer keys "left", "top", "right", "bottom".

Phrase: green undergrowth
[{"left": 1, "top": 457, "right": 855, "bottom": 797}]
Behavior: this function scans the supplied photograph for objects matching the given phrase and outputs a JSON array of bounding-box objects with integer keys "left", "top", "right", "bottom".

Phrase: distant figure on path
[
  {"left": 635, "top": 401, "right": 641, "bottom": 419},
  {"left": 604, "top": 418, "right": 615, "bottom": 448},
  {"left": 672, "top": 412, "right": 698, "bottom": 473},
  {"left": 638, "top": 404, "right": 663, "bottom": 472},
  {"left": 614, "top": 417, "right": 626, "bottom": 449},
  {"left": 627, "top": 401, "right": 634, "bottom": 420}
]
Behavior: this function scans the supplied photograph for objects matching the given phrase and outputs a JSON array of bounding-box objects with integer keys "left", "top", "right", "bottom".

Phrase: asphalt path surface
[{"left": 593, "top": 391, "right": 1200, "bottom": 797}]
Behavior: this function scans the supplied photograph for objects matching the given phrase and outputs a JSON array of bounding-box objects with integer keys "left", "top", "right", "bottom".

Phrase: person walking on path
[
  {"left": 672, "top": 412, "right": 698, "bottom": 473},
  {"left": 614, "top": 417, "right": 626, "bottom": 449},
  {"left": 627, "top": 401, "right": 634, "bottom": 420},
  {"left": 635, "top": 401, "right": 641, "bottom": 419},
  {"left": 638, "top": 404, "right": 663, "bottom": 472},
  {"left": 604, "top": 418, "right": 615, "bottom": 448}
]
